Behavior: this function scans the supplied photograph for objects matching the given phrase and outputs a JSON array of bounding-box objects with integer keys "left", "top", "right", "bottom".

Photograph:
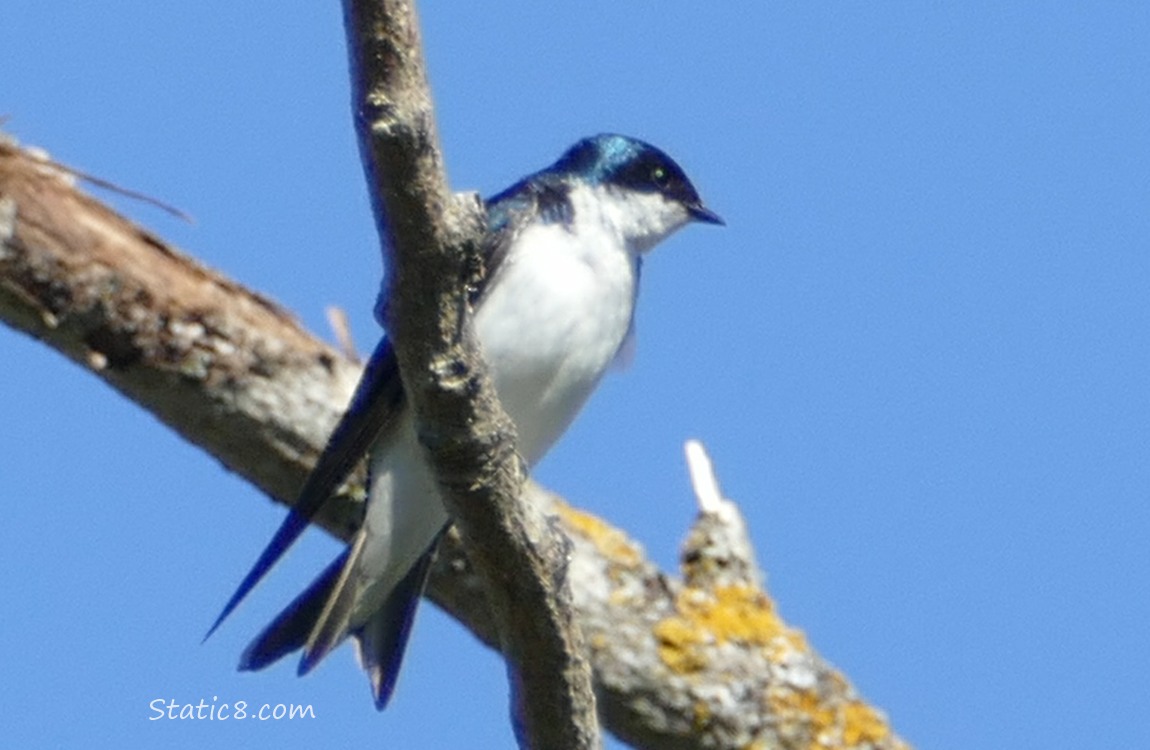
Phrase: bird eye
[{"left": 651, "top": 166, "right": 669, "bottom": 187}]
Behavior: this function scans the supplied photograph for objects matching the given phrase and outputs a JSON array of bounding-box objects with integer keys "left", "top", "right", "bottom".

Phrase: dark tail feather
[
  {"left": 205, "top": 337, "right": 404, "bottom": 644},
  {"left": 205, "top": 511, "right": 311, "bottom": 642},
  {"left": 238, "top": 548, "right": 350, "bottom": 672},
  {"left": 354, "top": 535, "right": 443, "bottom": 710}
]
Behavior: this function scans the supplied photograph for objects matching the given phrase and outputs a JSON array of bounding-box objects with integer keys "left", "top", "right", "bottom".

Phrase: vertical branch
[{"left": 339, "top": 2, "right": 600, "bottom": 747}]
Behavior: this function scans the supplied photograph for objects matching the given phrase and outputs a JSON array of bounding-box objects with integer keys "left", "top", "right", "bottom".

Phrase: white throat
[{"left": 571, "top": 182, "right": 694, "bottom": 255}]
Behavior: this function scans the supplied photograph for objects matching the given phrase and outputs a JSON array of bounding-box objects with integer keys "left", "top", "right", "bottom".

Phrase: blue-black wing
[
  {"left": 479, "top": 174, "right": 572, "bottom": 300},
  {"left": 207, "top": 175, "right": 555, "bottom": 640},
  {"left": 205, "top": 336, "right": 404, "bottom": 639}
]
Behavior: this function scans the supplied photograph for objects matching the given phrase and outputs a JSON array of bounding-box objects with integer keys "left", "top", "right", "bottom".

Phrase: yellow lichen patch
[
  {"left": 842, "top": 701, "right": 890, "bottom": 745},
  {"left": 653, "top": 616, "right": 708, "bottom": 673},
  {"left": 678, "top": 584, "right": 790, "bottom": 647},
  {"left": 553, "top": 502, "right": 643, "bottom": 567},
  {"left": 654, "top": 583, "right": 802, "bottom": 674},
  {"left": 652, "top": 583, "right": 905, "bottom": 748},
  {"left": 769, "top": 686, "right": 896, "bottom": 750},
  {"left": 769, "top": 687, "right": 837, "bottom": 737}
]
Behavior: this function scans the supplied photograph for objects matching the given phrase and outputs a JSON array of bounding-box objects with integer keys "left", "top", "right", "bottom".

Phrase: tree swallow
[{"left": 207, "top": 133, "right": 723, "bottom": 709}]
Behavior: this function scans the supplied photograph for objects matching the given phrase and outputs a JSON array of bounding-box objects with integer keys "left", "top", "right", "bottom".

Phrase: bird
[{"left": 205, "top": 133, "right": 723, "bottom": 710}]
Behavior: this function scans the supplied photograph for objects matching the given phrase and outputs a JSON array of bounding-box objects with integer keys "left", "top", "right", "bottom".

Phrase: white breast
[{"left": 475, "top": 192, "right": 641, "bottom": 464}]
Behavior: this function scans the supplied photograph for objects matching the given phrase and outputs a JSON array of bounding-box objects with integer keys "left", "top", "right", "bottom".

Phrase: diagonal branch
[{"left": 0, "top": 133, "right": 910, "bottom": 750}]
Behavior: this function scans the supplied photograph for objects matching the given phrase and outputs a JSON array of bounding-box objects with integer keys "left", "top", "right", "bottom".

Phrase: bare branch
[
  {"left": 0, "top": 134, "right": 910, "bottom": 750},
  {"left": 325, "top": 306, "right": 360, "bottom": 363},
  {"left": 0, "top": 136, "right": 365, "bottom": 539},
  {"left": 340, "top": 1, "right": 599, "bottom": 747}
]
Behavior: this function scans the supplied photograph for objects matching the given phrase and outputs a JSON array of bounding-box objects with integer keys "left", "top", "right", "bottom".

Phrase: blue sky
[{"left": 3, "top": 3, "right": 1148, "bottom": 748}]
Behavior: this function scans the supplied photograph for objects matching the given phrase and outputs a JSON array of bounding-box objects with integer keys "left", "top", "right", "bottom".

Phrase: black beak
[{"left": 688, "top": 202, "right": 725, "bottom": 226}]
